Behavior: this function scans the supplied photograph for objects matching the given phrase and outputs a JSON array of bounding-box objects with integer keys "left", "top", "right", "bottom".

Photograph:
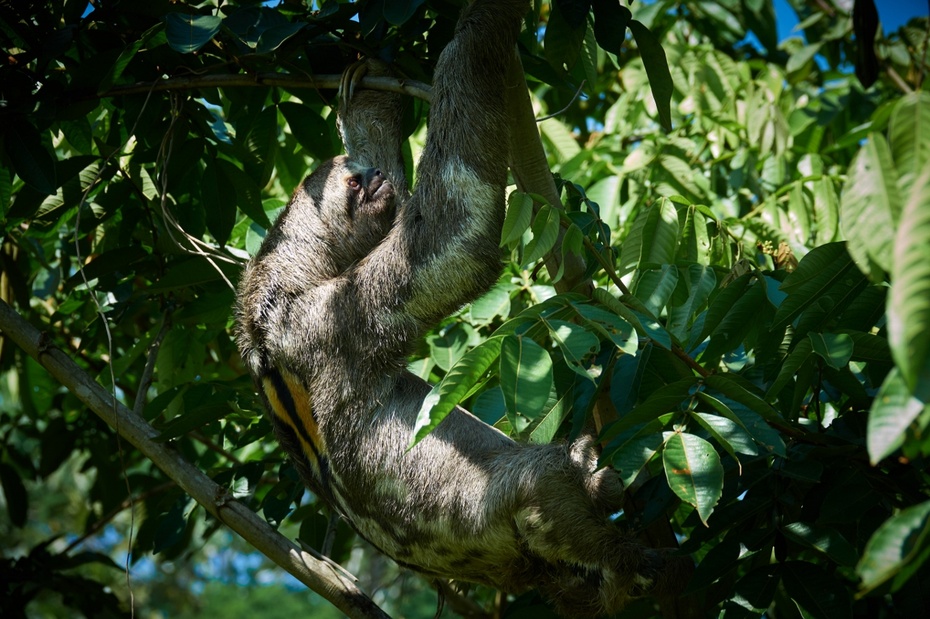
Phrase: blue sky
[{"left": 774, "top": 0, "right": 928, "bottom": 41}]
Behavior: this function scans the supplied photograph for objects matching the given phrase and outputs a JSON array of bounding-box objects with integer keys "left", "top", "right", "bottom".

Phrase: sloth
[{"left": 235, "top": 0, "right": 688, "bottom": 616}]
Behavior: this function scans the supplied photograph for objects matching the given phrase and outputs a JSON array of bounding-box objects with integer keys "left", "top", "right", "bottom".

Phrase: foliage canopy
[{"left": 1, "top": 0, "right": 929, "bottom": 618}]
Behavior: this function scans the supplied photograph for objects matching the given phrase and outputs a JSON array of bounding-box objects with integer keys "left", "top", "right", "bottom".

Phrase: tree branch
[
  {"left": 0, "top": 299, "right": 390, "bottom": 619},
  {"left": 95, "top": 73, "right": 431, "bottom": 103}
]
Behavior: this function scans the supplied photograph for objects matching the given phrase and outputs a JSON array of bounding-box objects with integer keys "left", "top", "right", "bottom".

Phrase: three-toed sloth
[{"left": 235, "top": 1, "right": 687, "bottom": 615}]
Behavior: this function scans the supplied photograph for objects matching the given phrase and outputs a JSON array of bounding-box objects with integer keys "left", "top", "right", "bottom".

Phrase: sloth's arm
[{"left": 356, "top": 0, "right": 528, "bottom": 332}]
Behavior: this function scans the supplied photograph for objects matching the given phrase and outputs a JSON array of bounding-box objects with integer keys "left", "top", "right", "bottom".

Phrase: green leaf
[
  {"left": 889, "top": 165, "right": 930, "bottom": 392},
  {"left": 702, "top": 278, "right": 766, "bottom": 361},
  {"left": 867, "top": 368, "right": 928, "bottom": 464},
  {"left": 470, "top": 281, "right": 513, "bottom": 324},
  {"left": 629, "top": 20, "right": 673, "bottom": 132},
  {"left": 383, "top": 0, "right": 426, "bottom": 26},
  {"left": 808, "top": 332, "right": 854, "bottom": 370},
  {"left": 781, "top": 561, "right": 852, "bottom": 619},
  {"left": 782, "top": 522, "right": 858, "bottom": 567},
  {"left": 279, "top": 102, "right": 336, "bottom": 161},
  {"left": 602, "top": 379, "right": 696, "bottom": 441},
  {"left": 591, "top": 0, "right": 631, "bottom": 56},
  {"left": 4, "top": 118, "right": 57, "bottom": 195},
  {"left": 668, "top": 263, "right": 716, "bottom": 342},
  {"left": 574, "top": 304, "right": 638, "bottom": 354},
  {"left": 691, "top": 411, "right": 758, "bottom": 457},
  {"left": 662, "top": 432, "right": 723, "bottom": 526},
  {"left": 0, "top": 462, "right": 28, "bottom": 527},
  {"left": 500, "top": 335, "right": 554, "bottom": 425},
  {"left": 698, "top": 388, "right": 787, "bottom": 457},
  {"left": 501, "top": 191, "right": 534, "bottom": 248},
  {"left": 773, "top": 242, "right": 857, "bottom": 328},
  {"left": 201, "top": 159, "right": 236, "bottom": 246},
  {"left": 427, "top": 326, "right": 469, "bottom": 372},
  {"left": 888, "top": 91, "right": 930, "bottom": 198},
  {"left": 858, "top": 500, "right": 930, "bottom": 594},
  {"left": 618, "top": 198, "right": 679, "bottom": 274},
  {"left": 528, "top": 389, "right": 573, "bottom": 445},
  {"left": 786, "top": 42, "right": 823, "bottom": 74},
  {"left": 544, "top": 1, "right": 586, "bottom": 73},
  {"left": 165, "top": 13, "right": 222, "bottom": 54},
  {"left": 244, "top": 106, "right": 279, "bottom": 187},
  {"left": 256, "top": 22, "right": 306, "bottom": 54},
  {"left": 411, "top": 337, "right": 504, "bottom": 445},
  {"left": 217, "top": 159, "right": 270, "bottom": 229},
  {"left": 840, "top": 134, "right": 900, "bottom": 278},
  {"left": 612, "top": 433, "right": 663, "bottom": 487},
  {"left": 543, "top": 318, "right": 599, "bottom": 378},
  {"left": 523, "top": 204, "right": 561, "bottom": 265},
  {"left": 633, "top": 264, "right": 679, "bottom": 318}
]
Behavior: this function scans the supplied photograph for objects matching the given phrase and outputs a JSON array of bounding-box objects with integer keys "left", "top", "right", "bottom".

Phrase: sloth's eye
[{"left": 347, "top": 177, "right": 361, "bottom": 190}]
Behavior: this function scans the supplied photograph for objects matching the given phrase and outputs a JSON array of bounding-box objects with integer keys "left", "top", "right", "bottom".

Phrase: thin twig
[
  {"left": 133, "top": 312, "right": 171, "bottom": 417},
  {"left": 536, "top": 80, "right": 586, "bottom": 122}
]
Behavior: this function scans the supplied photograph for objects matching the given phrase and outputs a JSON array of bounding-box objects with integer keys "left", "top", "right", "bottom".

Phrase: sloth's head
[{"left": 278, "top": 155, "right": 397, "bottom": 275}]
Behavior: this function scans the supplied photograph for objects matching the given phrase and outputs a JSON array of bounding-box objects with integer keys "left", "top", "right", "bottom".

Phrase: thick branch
[
  {"left": 505, "top": 51, "right": 590, "bottom": 296},
  {"left": 0, "top": 300, "right": 389, "bottom": 619},
  {"left": 96, "top": 73, "right": 431, "bottom": 102}
]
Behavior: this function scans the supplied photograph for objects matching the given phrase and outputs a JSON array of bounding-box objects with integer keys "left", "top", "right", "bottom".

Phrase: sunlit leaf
[
  {"left": 500, "top": 334, "right": 553, "bottom": 425},
  {"left": 523, "top": 204, "right": 561, "bottom": 265},
  {"left": 633, "top": 264, "right": 678, "bottom": 318},
  {"left": 840, "top": 134, "right": 900, "bottom": 279},
  {"left": 867, "top": 368, "right": 928, "bottom": 464},
  {"left": 858, "top": 500, "right": 930, "bottom": 594},
  {"left": 411, "top": 337, "right": 504, "bottom": 445},
  {"left": 501, "top": 191, "right": 535, "bottom": 248},
  {"left": 618, "top": 198, "right": 679, "bottom": 274},
  {"left": 808, "top": 332, "right": 854, "bottom": 370},
  {"left": 663, "top": 431, "right": 723, "bottom": 526},
  {"left": 889, "top": 165, "right": 930, "bottom": 392},
  {"left": 887, "top": 84, "right": 930, "bottom": 199}
]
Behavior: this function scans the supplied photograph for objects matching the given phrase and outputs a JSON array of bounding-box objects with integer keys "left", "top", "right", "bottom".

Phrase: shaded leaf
[
  {"left": 629, "top": 20, "right": 673, "bottom": 131},
  {"left": 782, "top": 522, "right": 858, "bottom": 567},
  {"left": 781, "top": 561, "right": 852, "bottom": 619},
  {"left": 165, "top": 13, "right": 222, "bottom": 53},
  {"left": 4, "top": 118, "right": 57, "bottom": 196}
]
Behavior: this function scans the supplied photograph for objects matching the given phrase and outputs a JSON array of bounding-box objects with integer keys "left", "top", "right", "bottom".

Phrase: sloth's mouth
[{"left": 371, "top": 180, "right": 394, "bottom": 199}]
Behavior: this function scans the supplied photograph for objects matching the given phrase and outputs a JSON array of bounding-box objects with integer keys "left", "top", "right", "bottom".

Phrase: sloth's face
[{"left": 306, "top": 155, "right": 397, "bottom": 270}]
